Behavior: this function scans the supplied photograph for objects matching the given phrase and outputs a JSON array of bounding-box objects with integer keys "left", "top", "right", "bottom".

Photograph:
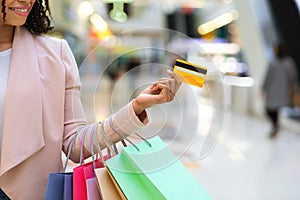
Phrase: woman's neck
[{"left": 0, "top": 25, "right": 15, "bottom": 51}]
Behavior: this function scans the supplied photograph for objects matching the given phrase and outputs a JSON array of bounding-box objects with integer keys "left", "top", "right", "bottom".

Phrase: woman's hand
[{"left": 132, "top": 70, "right": 181, "bottom": 115}]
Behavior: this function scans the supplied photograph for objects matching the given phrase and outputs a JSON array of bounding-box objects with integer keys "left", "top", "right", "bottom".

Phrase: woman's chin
[{"left": 5, "top": 19, "right": 26, "bottom": 27}]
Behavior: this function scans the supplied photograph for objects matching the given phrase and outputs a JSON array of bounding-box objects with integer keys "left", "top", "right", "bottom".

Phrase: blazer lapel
[{"left": 0, "top": 27, "right": 45, "bottom": 176}]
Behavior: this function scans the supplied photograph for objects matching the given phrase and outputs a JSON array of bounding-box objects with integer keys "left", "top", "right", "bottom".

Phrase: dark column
[{"left": 267, "top": 0, "right": 300, "bottom": 81}]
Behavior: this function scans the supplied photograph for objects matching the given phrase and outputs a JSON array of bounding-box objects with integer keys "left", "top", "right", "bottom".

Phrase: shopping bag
[
  {"left": 73, "top": 124, "right": 104, "bottom": 200},
  {"left": 95, "top": 168, "right": 123, "bottom": 200},
  {"left": 105, "top": 136, "right": 212, "bottom": 200},
  {"left": 73, "top": 159, "right": 103, "bottom": 200},
  {"left": 44, "top": 172, "right": 73, "bottom": 200},
  {"left": 86, "top": 177, "right": 101, "bottom": 200},
  {"left": 64, "top": 173, "right": 73, "bottom": 200},
  {"left": 86, "top": 156, "right": 114, "bottom": 200},
  {"left": 92, "top": 119, "right": 129, "bottom": 200},
  {"left": 44, "top": 126, "right": 85, "bottom": 200}
]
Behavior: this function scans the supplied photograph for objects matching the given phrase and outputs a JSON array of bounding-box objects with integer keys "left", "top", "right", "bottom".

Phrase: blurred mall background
[{"left": 54, "top": 0, "right": 300, "bottom": 199}]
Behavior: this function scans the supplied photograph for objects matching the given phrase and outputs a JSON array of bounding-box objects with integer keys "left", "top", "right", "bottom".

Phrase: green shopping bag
[{"left": 105, "top": 136, "right": 211, "bottom": 200}]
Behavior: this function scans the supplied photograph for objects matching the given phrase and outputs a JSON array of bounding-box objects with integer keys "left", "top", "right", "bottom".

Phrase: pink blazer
[{"left": 0, "top": 27, "right": 147, "bottom": 199}]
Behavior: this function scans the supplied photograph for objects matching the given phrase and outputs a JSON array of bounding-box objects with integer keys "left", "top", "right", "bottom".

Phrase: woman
[
  {"left": 0, "top": 0, "right": 181, "bottom": 199},
  {"left": 262, "top": 43, "right": 298, "bottom": 138}
]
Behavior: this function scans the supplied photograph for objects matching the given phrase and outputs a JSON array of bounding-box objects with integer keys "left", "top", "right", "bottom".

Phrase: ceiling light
[{"left": 79, "top": 1, "right": 94, "bottom": 16}]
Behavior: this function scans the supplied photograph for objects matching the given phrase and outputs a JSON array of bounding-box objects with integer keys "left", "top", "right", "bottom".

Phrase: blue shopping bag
[
  {"left": 44, "top": 172, "right": 73, "bottom": 200},
  {"left": 44, "top": 126, "right": 85, "bottom": 200}
]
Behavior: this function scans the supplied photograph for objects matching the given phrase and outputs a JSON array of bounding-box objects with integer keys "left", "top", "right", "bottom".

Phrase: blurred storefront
[{"left": 48, "top": 0, "right": 299, "bottom": 118}]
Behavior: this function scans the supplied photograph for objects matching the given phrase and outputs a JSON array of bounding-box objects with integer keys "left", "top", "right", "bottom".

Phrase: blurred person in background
[
  {"left": 262, "top": 43, "right": 298, "bottom": 138},
  {"left": 125, "top": 56, "right": 142, "bottom": 89},
  {"left": 125, "top": 56, "right": 141, "bottom": 73},
  {"left": 0, "top": 0, "right": 181, "bottom": 199}
]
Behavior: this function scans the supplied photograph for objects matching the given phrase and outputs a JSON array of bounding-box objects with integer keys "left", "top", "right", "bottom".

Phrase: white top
[
  {"left": 263, "top": 56, "right": 298, "bottom": 109},
  {"left": 0, "top": 48, "right": 12, "bottom": 153}
]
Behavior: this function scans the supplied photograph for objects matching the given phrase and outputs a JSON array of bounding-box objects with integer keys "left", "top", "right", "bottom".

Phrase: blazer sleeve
[{"left": 60, "top": 39, "right": 148, "bottom": 162}]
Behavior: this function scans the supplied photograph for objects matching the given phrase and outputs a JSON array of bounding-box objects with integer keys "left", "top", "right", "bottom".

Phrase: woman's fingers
[
  {"left": 154, "top": 83, "right": 172, "bottom": 103},
  {"left": 147, "top": 70, "right": 182, "bottom": 104},
  {"left": 135, "top": 70, "right": 182, "bottom": 112},
  {"left": 154, "top": 78, "right": 176, "bottom": 97},
  {"left": 167, "top": 69, "right": 181, "bottom": 91},
  {"left": 167, "top": 69, "right": 180, "bottom": 82},
  {"left": 156, "top": 70, "right": 181, "bottom": 91},
  {"left": 152, "top": 80, "right": 170, "bottom": 100}
]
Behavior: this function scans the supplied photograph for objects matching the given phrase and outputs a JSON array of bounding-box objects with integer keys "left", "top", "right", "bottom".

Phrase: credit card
[{"left": 173, "top": 59, "right": 207, "bottom": 88}]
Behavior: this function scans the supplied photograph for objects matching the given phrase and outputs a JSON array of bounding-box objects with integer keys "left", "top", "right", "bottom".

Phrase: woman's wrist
[
  {"left": 132, "top": 99, "right": 145, "bottom": 115},
  {"left": 132, "top": 99, "right": 149, "bottom": 123}
]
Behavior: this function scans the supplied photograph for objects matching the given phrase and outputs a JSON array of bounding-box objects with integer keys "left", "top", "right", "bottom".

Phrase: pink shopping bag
[
  {"left": 73, "top": 123, "right": 110, "bottom": 200},
  {"left": 73, "top": 159, "right": 103, "bottom": 200}
]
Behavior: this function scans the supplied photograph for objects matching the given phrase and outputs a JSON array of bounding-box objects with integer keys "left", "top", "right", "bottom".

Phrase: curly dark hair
[{"left": 1, "top": 0, "right": 53, "bottom": 34}]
